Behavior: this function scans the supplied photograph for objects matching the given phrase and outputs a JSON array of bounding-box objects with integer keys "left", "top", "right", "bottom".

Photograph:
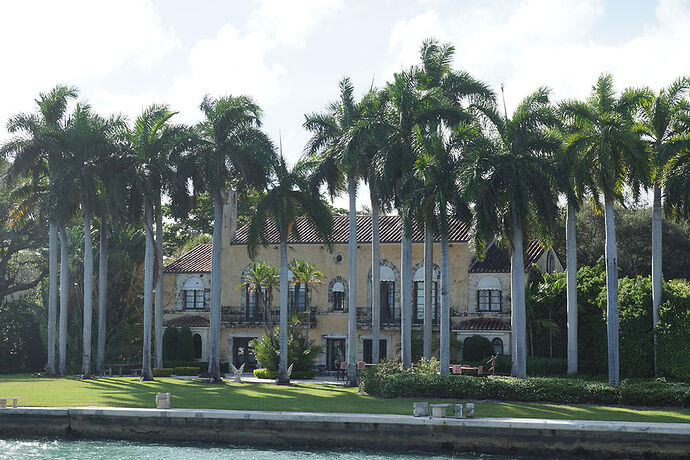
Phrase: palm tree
[
  {"left": 406, "top": 124, "right": 473, "bottom": 375},
  {"left": 237, "top": 260, "right": 279, "bottom": 331},
  {"left": 1, "top": 85, "right": 78, "bottom": 374},
  {"left": 194, "top": 95, "right": 272, "bottom": 381},
  {"left": 304, "top": 77, "right": 369, "bottom": 385},
  {"left": 465, "top": 87, "right": 561, "bottom": 379},
  {"left": 561, "top": 74, "right": 650, "bottom": 385},
  {"left": 62, "top": 103, "right": 123, "bottom": 379},
  {"left": 247, "top": 154, "right": 333, "bottom": 384},
  {"left": 288, "top": 258, "right": 326, "bottom": 314},
  {"left": 635, "top": 77, "right": 690, "bottom": 375}
]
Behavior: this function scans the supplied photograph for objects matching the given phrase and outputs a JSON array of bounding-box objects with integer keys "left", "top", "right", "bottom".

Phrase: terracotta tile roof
[
  {"left": 457, "top": 317, "right": 511, "bottom": 331},
  {"left": 468, "top": 240, "right": 545, "bottom": 273},
  {"left": 231, "top": 215, "right": 470, "bottom": 245},
  {"left": 163, "top": 315, "right": 210, "bottom": 328},
  {"left": 164, "top": 244, "right": 212, "bottom": 273}
]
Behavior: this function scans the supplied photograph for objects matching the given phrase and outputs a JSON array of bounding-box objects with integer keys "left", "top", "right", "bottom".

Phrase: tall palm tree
[
  {"left": 406, "top": 124, "right": 473, "bottom": 375},
  {"left": 1, "top": 85, "right": 78, "bottom": 374},
  {"left": 193, "top": 95, "right": 272, "bottom": 381},
  {"left": 561, "top": 74, "right": 650, "bottom": 385},
  {"left": 465, "top": 87, "right": 561, "bottom": 379},
  {"left": 123, "top": 104, "right": 191, "bottom": 380},
  {"left": 247, "top": 154, "right": 333, "bottom": 384},
  {"left": 304, "top": 77, "right": 369, "bottom": 384},
  {"left": 635, "top": 77, "right": 690, "bottom": 375},
  {"left": 62, "top": 103, "right": 123, "bottom": 379}
]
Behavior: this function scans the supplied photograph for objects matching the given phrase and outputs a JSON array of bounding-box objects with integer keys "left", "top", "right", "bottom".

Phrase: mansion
[{"left": 161, "top": 195, "right": 562, "bottom": 372}]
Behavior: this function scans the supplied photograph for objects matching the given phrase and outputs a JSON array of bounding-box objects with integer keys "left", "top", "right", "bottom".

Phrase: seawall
[{"left": 1, "top": 407, "right": 689, "bottom": 458}]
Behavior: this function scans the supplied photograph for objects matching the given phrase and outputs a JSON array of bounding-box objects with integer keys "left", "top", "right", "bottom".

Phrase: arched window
[
  {"left": 332, "top": 282, "right": 345, "bottom": 310},
  {"left": 492, "top": 337, "right": 504, "bottom": 355},
  {"left": 546, "top": 252, "right": 555, "bottom": 273},
  {"left": 288, "top": 270, "right": 309, "bottom": 313},
  {"left": 413, "top": 265, "right": 439, "bottom": 323},
  {"left": 477, "top": 276, "right": 501, "bottom": 312},
  {"left": 380, "top": 266, "right": 395, "bottom": 322},
  {"left": 193, "top": 333, "right": 202, "bottom": 359},
  {"left": 183, "top": 278, "right": 205, "bottom": 310}
]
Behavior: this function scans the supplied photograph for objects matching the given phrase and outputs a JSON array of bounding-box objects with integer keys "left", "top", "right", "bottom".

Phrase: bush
[
  {"left": 176, "top": 327, "right": 194, "bottom": 362},
  {"left": 254, "top": 368, "right": 277, "bottom": 379},
  {"left": 412, "top": 357, "right": 440, "bottom": 374},
  {"left": 462, "top": 335, "right": 494, "bottom": 362},
  {"left": 174, "top": 366, "right": 200, "bottom": 376},
  {"left": 527, "top": 357, "right": 567, "bottom": 376},
  {"left": 620, "top": 380, "right": 690, "bottom": 407},
  {"left": 162, "top": 327, "right": 178, "bottom": 362},
  {"left": 153, "top": 368, "right": 173, "bottom": 377},
  {"left": 462, "top": 354, "right": 512, "bottom": 375},
  {"left": 657, "top": 279, "right": 690, "bottom": 382},
  {"left": 359, "top": 359, "right": 403, "bottom": 395},
  {"left": 251, "top": 314, "right": 322, "bottom": 372},
  {"left": 163, "top": 361, "right": 230, "bottom": 373}
]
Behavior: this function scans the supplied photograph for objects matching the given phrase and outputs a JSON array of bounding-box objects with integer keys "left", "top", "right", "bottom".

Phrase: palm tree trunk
[
  {"left": 401, "top": 229, "right": 412, "bottom": 369},
  {"left": 347, "top": 176, "right": 357, "bottom": 384},
  {"left": 510, "top": 211, "right": 527, "bottom": 379},
  {"left": 208, "top": 189, "right": 223, "bottom": 381},
  {"left": 47, "top": 220, "right": 58, "bottom": 374},
  {"left": 58, "top": 226, "right": 69, "bottom": 375},
  {"left": 371, "top": 199, "right": 381, "bottom": 364},
  {"left": 566, "top": 201, "right": 578, "bottom": 374},
  {"left": 141, "top": 200, "right": 154, "bottom": 381},
  {"left": 651, "top": 181, "right": 662, "bottom": 376},
  {"left": 604, "top": 197, "right": 620, "bottom": 386},
  {"left": 277, "top": 236, "right": 290, "bottom": 384},
  {"left": 154, "top": 208, "right": 164, "bottom": 369},
  {"left": 423, "top": 226, "right": 433, "bottom": 360},
  {"left": 82, "top": 210, "right": 94, "bottom": 379},
  {"left": 96, "top": 220, "right": 108, "bottom": 373},
  {"left": 439, "top": 232, "right": 450, "bottom": 375}
]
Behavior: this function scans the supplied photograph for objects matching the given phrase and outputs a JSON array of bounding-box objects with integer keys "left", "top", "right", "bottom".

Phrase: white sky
[{"left": 2, "top": 0, "right": 688, "bottom": 209}]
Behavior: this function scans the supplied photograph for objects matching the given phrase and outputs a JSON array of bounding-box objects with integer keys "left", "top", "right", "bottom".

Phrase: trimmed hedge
[
  {"left": 174, "top": 366, "right": 200, "bottom": 376},
  {"left": 163, "top": 361, "right": 230, "bottom": 373},
  {"left": 152, "top": 368, "right": 173, "bottom": 377},
  {"left": 462, "top": 335, "right": 494, "bottom": 362},
  {"left": 253, "top": 368, "right": 317, "bottom": 379},
  {"left": 366, "top": 373, "right": 690, "bottom": 408}
]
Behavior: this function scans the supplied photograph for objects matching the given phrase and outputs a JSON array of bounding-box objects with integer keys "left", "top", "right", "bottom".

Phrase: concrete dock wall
[{"left": 1, "top": 407, "right": 689, "bottom": 458}]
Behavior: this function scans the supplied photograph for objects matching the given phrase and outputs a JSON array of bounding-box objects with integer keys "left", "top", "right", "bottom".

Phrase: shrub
[
  {"left": 359, "top": 359, "right": 403, "bottom": 395},
  {"left": 620, "top": 380, "right": 690, "bottom": 407},
  {"left": 412, "top": 357, "right": 440, "bottom": 374},
  {"left": 163, "top": 361, "right": 229, "bottom": 373},
  {"left": 657, "top": 279, "right": 690, "bottom": 382},
  {"left": 152, "top": 368, "right": 173, "bottom": 377},
  {"left": 254, "top": 368, "right": 277, "bottom": 379},
  {"left": 162, "top": 327, "right": 178, "bottom": 362},
  {"left": 174, "top": 366, "right": 200, "bottom": 376},
  {"left": 527, "top": 357, "right": 567, "bottom": 376},
  {"left": 462, "top": 335, "right": 494, "bottom": 362},
  {"left": 251, "top": 315, "right": 322, "bottom": 372},
  {"left": 176, "top": 327, "right": 194, "bottom": 362}
]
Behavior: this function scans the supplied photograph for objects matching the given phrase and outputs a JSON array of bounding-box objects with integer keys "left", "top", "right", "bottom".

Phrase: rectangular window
[
  {"left": 363, "top": 339, "right": 388, "bottom": 363},
  {"left": 478, "top": 289, "right": 501, "bottom": 311},
  {"left": 380, "top": 281, "right": 395, "bottom": 322},
  {"left": 246, "top": 286, "right": 267, "bottom": 320},
  {"left": 333, "top": 291, "right": 345, "bottom": 310},
  {"left": 185, "top": 290, "right": 204, "bottom": 310},
  {"left": 414, "top": 281, "right": 439, "bottom": 322},
  {"left": 289, "top": 286, "right": 308, "bottom": 313}
]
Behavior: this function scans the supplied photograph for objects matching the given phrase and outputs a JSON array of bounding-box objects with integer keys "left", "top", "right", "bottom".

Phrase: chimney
[{"left": 222, "top": 188, "right": 237, "bottom": 249}]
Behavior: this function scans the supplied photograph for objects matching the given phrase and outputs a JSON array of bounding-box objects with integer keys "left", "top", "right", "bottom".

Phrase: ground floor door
[
  {"left": 362, "top": 339, "right": 387, "bottom": 363},
  {"left": 232, "top": 337, "right": 258, "bottom": 370},
  {"left": 326, "top": 338, "right": 346, "bottom": 371}
]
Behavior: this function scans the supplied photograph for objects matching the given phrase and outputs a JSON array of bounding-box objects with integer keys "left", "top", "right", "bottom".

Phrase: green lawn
[{"left": 1, "top": 375, "right": 689, "bottom": 424}]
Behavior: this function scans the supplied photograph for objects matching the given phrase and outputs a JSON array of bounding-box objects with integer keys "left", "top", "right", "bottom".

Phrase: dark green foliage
[
  {"left": 162, "top": 327, "right": 178, "bottom": 362},
  {"left": 164, "top": 361, "right": 228, "bottom": 373},
  {"left": 174, "top": 366, "right": 200, "bottom": 376},
  {"left": 462, "top": 335, "right": 494, "bottom": 362},
  {"left": 369, "top": 373, "right": 690, "bottom": 408},
  {"left": 0, "top": 300, "right": 46, "bottom": 373},
  {"left": 152, "top": 368, "right": 173, "bottom": 377},
  {"left": 359, "top": 359, "right": 404, "bottom": 395},
  {"left": 461, "top": 356, "right": 564, "bottom": 376},
  {"left": 575, "top": 260, "right": 609, "bottom": 375},
  {"left": 176, "top": 327, "right": 194, "bottom": 362},
  {"left": 253, "top": 368, "right": 316, "bottom": 379},
  {"left": 250, "top": 315, "right": 322, "bottom": 372},
  {"left": 657, "top": 280, "right": 690, "bottom": 381}
]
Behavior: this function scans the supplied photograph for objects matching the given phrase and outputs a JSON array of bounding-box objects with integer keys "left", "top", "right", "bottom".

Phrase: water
[{"left": 0, "top": 438, "right": 526, "bottom": 459}]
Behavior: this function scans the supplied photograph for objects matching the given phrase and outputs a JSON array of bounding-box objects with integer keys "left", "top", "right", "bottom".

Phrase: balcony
[{"left": 221, "top": 306, "right": 317, "bottom": 328}]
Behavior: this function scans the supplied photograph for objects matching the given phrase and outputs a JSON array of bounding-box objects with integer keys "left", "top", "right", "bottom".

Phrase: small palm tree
[
  {"left": 636, "top": 77, "right": 690, "bottom": 375},
  {"left": 465, "top": 87, "right": 561, "bottom": 379},
  {"left": 561, "top": 74, "right": 650, "bottom": 385},
  {"left": 288, "top": 259, "right": 326, "bottom": 314},
  {"left": 247, "top": 154, "right": 333, "bottom": 384},
  {"left": 192, "top": 94, "right": 272, "bottom": 382},
  {"left": 237, "top": 260, "right": 279, "bottom": 332}
]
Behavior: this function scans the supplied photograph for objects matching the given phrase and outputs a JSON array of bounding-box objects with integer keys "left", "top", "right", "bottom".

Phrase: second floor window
[
  {"left": 246, "top": 286, "right": 268, "bottom": 318},
  {"left": 332, "top": 281, "right": 345, "bottom": 310},
  {"left": 289, "top": 285, "right": 309, "bottom": 313},
  {"left": 478, "top": 289, "right": 501, "bottom": 311},
  {"left": 185, "top": 290, "right": 204, "bottom": 309}
]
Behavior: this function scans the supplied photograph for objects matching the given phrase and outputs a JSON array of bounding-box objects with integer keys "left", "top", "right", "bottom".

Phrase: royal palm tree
[
  {"left": 193, "top": 95, "right": 272, "bottom": 381},
  {"left": 247, "top": 154, "right": 333, "bottom": 384},
  {"left": 1, "top": 85, "right": 78, "bottom": 374},
  {"left": 406, "top": 125, "right": 473, "bottom": 375},
  {"left": 635, "top": 77, "right": 690, "bottom": 375},
  {"left": 561, "top": 74, "right": 650, "bottom": 385},
  {"left": 465, "top": 87, "right": 561, "bottom": 379},
  {"left": 304, "top": 77, "right": 368, "bottom": 384}
]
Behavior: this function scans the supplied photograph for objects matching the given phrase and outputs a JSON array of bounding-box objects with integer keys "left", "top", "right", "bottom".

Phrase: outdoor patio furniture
[
  {"left": 0, "top": 397, "right": 22, "bottom": 409},
  {"left": 336, "top": 361, "right": 348, "bottom": 380}
]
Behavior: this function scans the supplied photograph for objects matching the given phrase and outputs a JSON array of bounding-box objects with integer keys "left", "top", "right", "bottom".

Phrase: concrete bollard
[
  {"left": 413, "top": 402, "right": 429, "bottom": 417},
  {"left": 454, "top": 404, "right": 463, "bottom": 418},
  {"left": 156, "top": 392, "right": 170, "bottom": 409},
  {"left": 465, "top": 402, "right": 474, "bottom": 418},
  {"left": 430, "top": 404, "right": 450, "bottom": 418}
]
